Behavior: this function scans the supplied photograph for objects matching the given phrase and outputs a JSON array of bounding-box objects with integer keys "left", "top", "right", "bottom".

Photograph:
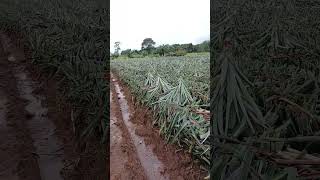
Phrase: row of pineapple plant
[
  {"left": 211, "top": 0, "right": 320, "bottom": 179},
  {"left": 111, "top": 65, "right": 210, "bottom": 171},
  {"left": 111, "top": 55, "right": 210, "bottom": 105},
  {"left": 144, "top": 73, "right": 210, "bottom": 165}
]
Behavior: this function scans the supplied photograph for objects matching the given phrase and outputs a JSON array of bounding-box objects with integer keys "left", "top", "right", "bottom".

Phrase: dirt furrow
[
  {"left": 111, "top": 74, "right": 168, "bottom": 180},
  {"left": 110, "top": 81, "right": 147, "bottom": 180},
  {"left": 13, "top": 66, "right": 64, "bottom": 180},
  {"left": 0, "top": 33, "right": 41, "bottom": 180},
  {"left": 0, "top": 32, "right": 64, "bottom": 180},
  {"left": 0, "top": 30, "right": 107, "bottom": 180}
]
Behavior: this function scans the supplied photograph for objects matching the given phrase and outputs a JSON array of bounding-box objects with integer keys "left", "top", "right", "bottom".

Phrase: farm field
[
  {"left": 112, "top": 55, "right": 210, "bottom": 105},
  {"left": 110, "top": 54, "right": 210, "bottom": 178},
  {"left": 210, "top": 0, "right": 320, "bottom": 179}
]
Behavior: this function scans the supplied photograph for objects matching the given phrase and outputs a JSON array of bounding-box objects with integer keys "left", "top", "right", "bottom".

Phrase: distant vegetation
[{"left": 112, "top": 38, "right": 210, "bottom": 59}]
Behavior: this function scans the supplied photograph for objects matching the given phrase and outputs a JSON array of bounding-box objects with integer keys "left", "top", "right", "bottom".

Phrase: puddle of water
[
  {"left": 110, "top": 91, "right": 123, "bottom": 143},
  {"left": 1, "top": 33, "right": 63, "bottom": 180},
  {"left": 14, "top": 68, "right": 64, "bottom": 180},
  {"left": 110, "top": 91, "right": 131, "bottom": 179},
  {"left": 8, "top": 55, "right": 16, "bottom": 62},
  {"left": 111, "top": 74, "right": 168, "bottom": 180}
]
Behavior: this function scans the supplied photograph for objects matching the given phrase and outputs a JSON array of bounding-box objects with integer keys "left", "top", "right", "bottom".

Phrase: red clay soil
[
  {"left": 110, "top": 83, "right": 147, "bottom": 180},
  {"left": 0, "top": 31, "right": 106, "bottom": 180},
  {"left": 111, "top": 74, "right": 207, "bottom": 180}
]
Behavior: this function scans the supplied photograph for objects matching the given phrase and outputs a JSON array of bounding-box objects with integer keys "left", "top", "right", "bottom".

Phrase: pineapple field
[
  {"left": 211, "top": 0, "right": 320, "bottom": 179},
  {"left": 110, "top": 54, "right": 210, "bottom": 179},
  {"left": 0, "top": 0, "right": 108, "bottom": 179}
]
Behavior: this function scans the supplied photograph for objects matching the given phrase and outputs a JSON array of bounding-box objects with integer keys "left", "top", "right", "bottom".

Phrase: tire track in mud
[
  {"left": 13, "top": 66, "right": 64, "bottom": 180},
  {"left": 0, "top": 33, "right": 41, "bottom": 180},
  {"left": 110, "top": 82, "right": 147, "bottom": 180},
  {"left": 0, "top": 32, "right": 64, "bottom": 180},
  {"left": 111, "top": 74, "right": 168, "bottom": 180}
]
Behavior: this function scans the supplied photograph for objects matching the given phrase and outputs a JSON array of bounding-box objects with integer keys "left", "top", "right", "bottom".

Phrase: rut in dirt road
[
  {"left": 0, "top": 32, "right": 64, "bottom": 180},
  {"left": 111, "top": 74, "right": 168, "bottom": 180},
  {"left": 110, "top": 90, "right": 145, "bottom": 180},
  {"left": 110, "top": 82, "right": 151, "bottom": 180},
  {"left": 14, "top": 67, "right": 64, "bottom": 180}
]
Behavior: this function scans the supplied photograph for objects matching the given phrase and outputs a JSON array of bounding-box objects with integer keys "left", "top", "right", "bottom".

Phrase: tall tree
[
  {"left": 121, "top": 49, "right": 131, "bottom": 56},
  {"left": 141, "top": 38, "right": 156, "bottom": 53},
  {"left": 114, "top": 41, "right": 121, "bottom": 56}
]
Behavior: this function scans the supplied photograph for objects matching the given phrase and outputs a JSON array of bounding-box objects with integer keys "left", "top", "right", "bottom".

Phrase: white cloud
[{"left": 110, "top": 0, "right": 210, "bottom": 52}]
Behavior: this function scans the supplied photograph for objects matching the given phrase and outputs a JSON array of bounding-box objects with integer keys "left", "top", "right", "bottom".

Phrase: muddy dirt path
[
  {"left": 0, "top": 32, "right": 64, "bottom": 180},
  {"left": 0, "top": 31, "right": 106, "bottom": 180},
  {"left": 110, "top": 87, "right": 147, "bottom": 180},
  {"left": 110, "top": 73, "right": 207, "bottom": 180}
]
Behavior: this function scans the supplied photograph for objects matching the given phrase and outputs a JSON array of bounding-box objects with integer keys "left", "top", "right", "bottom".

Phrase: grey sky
[{"left": 110, "top": 0, "right": 210, "bottom": 52}]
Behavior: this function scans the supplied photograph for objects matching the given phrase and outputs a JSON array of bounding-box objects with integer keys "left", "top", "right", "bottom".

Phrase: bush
[
  {"left": 128, "top": 52, "right": 144, "bottom": 58},
  {"left": 174, "top": 49, "right": 187, "bottom": 56}
]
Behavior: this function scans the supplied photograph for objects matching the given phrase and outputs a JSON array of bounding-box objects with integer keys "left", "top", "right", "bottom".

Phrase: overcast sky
[{"left": 110, "top": 0, "right": 210, "bottom": 52}]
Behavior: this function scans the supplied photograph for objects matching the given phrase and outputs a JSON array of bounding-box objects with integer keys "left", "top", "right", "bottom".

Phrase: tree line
[{"left": 112, "top": 38, "right": 210, "bottom": 58}]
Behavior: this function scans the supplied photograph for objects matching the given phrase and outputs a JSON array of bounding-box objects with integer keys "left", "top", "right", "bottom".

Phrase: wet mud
[
  {"left": 0, "top": 32, "right": 64, "bottom": 180},
  {"left": 110, "top": 83, "right": 147, "bottom": 180},
  {"left": 112, "top": 75, "right": 168, "bottom": 180},
  {"left": 0, "top": 31, "right": 106, "bottom": 180},
  {"left": 0, "top": 31, "right": 41, "bottom": 180},
  {"left": 14, "top": 67, "right": 64, "bottom": 180}
]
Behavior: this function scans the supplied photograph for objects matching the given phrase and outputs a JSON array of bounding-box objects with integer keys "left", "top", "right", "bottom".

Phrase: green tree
[
  {"left": 141, "top": 38, "right": 156, "bottom": 54},
  {"left": 121, "top": 49, "right": 131, "bottom": 56},
  {"left": 157, "top": 45, "right": 166, "bottom": 56},
  {"left": 194, "top": 41, "right": 210, "bottom": 52},
  {"left": 114, "top": 41, "right": 121, "bottom": 56},
  {"left": 186, "top": 43, "right": 195, "bottom": 53}
]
